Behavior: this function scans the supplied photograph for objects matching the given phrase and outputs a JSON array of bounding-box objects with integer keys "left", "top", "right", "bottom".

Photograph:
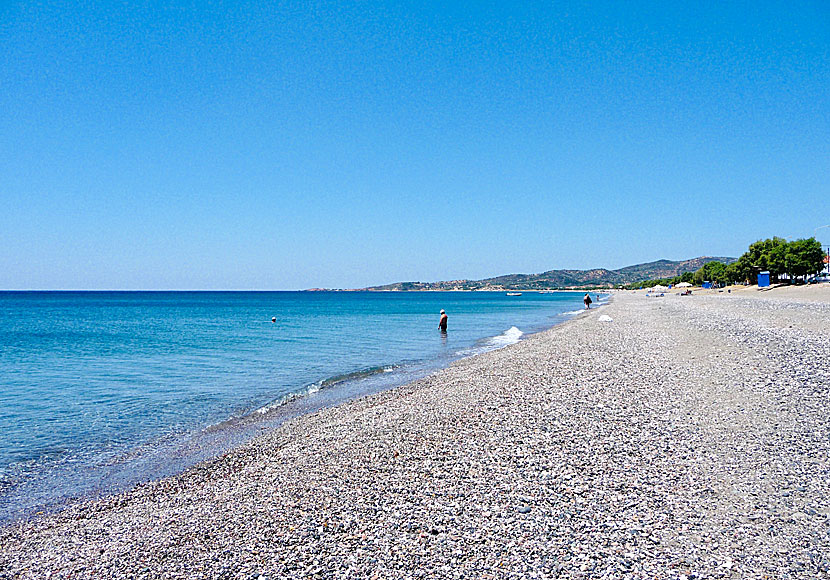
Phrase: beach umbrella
[{"left": 676, "top": 282, "right": 692, "bottom": 288}]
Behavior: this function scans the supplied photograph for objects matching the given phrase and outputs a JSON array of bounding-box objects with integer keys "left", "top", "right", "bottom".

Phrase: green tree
[
  {"left": 785, "top": 237, "right": 825, "bottom": 280},
  {"left": 705, "top": 261, "right": 727, "bottom": 284},
  {"left": 747, "top": 237, "right": 788, "bottom": 280},
  {"left": 733, "top": 254, "right": 753, "bottom": 283},
  {"left": 724, "top": 256, "right": 747, "bottom": 284},
  {"left": 767, "top": 244, "right": 788, "bottom": 279},
  {"left": 725, "top": 262, "right": 741, "bottom": 284},
  {"left": 691, "top": 262, "right": 728, "bottom": 285}
]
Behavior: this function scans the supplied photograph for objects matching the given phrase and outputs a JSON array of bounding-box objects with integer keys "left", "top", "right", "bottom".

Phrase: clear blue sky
[{"left": 2, "top": 1, "right": 828, "bottom": 289}]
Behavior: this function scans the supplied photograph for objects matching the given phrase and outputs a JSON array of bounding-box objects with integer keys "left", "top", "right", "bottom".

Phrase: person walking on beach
[
  {"left": 438, "top": 309, "right": 448, "bottom": 332},
  {"left": 583, "top": 293, "right": 592, "bottom": 309}
]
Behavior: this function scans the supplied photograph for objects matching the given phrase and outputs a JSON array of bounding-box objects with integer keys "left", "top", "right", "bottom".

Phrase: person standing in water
[
  {"left": 583, "top": 293, "right": 593, "bottom": 309},
  {"left": 438, "top": 309, "right": 448, "bottom": 331}
]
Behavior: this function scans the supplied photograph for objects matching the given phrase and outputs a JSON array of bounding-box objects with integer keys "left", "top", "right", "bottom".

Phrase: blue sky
[{"left": 2, "top": 1, "right": 828, "bottom": 289}]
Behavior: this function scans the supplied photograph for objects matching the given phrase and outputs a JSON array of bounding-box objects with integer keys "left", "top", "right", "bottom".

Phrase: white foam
[
  {"left": 256, "top": 380, "right": 323, "bottom": 414},
  {"left": 487, "top": 326, "right": 524, "bottom": 347}
]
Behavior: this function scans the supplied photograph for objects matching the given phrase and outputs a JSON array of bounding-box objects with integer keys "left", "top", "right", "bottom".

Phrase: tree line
[
  {"left": 624, "top": 237, "right": 826, "bottom": 289},
  {"left": 624, "top": 271, "right": 694, "bottom": 290}
]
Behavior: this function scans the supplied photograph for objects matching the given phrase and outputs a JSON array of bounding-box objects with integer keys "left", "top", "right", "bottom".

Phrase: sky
[{"left": 1, "top": 1, "right": 828, "bottom": 289}]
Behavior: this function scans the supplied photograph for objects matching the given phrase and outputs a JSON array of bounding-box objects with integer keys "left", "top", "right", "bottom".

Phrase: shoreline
[
  {"left": 0, "top": 295, "right": 603, "bottom": 526},
  {"left": 3, "top": 291, "right": 828, "bottom": 577}
]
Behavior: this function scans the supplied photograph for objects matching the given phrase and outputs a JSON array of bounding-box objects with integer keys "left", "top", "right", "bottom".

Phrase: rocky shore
[{"left": 2, "top": 291, "right": 830, "bottom": 579}]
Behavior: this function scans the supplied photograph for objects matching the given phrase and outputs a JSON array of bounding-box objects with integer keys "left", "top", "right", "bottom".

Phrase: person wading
[
  {"left": 438, "top": 309, "right": 448, "bottom": 332},
  {"left": 583, "top": 293, "right": 593, "bottom": 309}
]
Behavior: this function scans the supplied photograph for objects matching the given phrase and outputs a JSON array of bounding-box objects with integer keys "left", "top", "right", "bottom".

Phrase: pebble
[{"left": 2, "top": 291, "right": 829, "bottom": 579}]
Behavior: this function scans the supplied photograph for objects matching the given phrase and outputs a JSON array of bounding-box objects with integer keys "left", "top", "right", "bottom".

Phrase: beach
[{"left": 2, "top": 287, "right": 830, "bottom": 579}]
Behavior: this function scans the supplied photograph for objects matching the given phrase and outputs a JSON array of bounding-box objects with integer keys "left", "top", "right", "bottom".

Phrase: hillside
[{"left": 360, "top": 257, "right": 735, "bottom": 291}]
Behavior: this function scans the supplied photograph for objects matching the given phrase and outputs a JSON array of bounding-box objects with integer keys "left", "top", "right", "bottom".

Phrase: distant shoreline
[
  {"left": 349, "top": 256, "right": 735, "bottom": 291},
  {"left": 305, "top": 287, "right": 611, "bottom": 292}
]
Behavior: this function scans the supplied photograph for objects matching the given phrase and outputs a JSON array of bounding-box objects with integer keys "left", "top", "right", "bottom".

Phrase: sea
[{"left": 0, "top": 290, "right": 599, "bottom": 523}]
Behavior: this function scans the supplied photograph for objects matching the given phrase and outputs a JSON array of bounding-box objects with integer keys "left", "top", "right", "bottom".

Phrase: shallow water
[{"left": 0, "top": 290, "right": 598, "bottom": 522}]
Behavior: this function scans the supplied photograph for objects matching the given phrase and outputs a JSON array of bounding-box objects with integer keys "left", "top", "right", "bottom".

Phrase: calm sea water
[{"left": 0, "top": 290, "right": 596, "bottom": 522}]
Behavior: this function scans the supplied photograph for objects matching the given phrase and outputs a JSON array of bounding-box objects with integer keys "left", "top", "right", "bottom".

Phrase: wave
[
  {"left": 485, "top": 326, "right": 524, "bottom": 347},
  {"left": 318, "top": 365, "right": 397, "bottom": 388},
  {"left": 256, "top": 364, "right": 398, "bottom": 414}
]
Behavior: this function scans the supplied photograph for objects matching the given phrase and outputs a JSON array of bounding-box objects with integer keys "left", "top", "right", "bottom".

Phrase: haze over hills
[{"left": 354, "top": 257, "right": 736, "bottom": 291}]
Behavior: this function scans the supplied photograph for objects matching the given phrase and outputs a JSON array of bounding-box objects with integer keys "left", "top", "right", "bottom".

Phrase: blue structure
[
  {"left": 758, "top": 271, "right": 770, "bottom": 287},
  {"left": 702, "top": 281, "right": 712, "bottom": 289}
]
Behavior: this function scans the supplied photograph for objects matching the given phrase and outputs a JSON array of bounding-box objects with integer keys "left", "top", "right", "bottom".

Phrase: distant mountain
[{"left": 359, "top": 257, "right": 736, "bottom": 291}]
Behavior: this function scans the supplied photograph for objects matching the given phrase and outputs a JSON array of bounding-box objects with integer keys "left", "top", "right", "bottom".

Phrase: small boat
[{"left": 506, "top": 292, "right": 522, "bottom": 296}]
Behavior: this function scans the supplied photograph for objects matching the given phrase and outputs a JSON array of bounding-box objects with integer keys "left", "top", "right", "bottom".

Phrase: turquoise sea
[{"left": 0, "top": 290, "right": 599, "bottom": 522}]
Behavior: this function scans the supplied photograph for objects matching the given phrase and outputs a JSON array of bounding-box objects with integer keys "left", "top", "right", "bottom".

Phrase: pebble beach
[{"left": 2, "top": 288, "right": 830, "bottom": 579}]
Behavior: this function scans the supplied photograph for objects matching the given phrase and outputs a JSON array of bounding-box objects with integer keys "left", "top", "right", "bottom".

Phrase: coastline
[
  {"left": 3, "top": 290, "right": 829, "bottom": 577},
  {"left": 0, "top": 292, "right": 598, "bottom": 525}
]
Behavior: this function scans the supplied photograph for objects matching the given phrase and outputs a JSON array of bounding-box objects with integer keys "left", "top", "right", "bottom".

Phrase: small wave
[
  {"left": 486, "top": 326, "right": 524, "bottom": 347},
  {"left": 456, "top": 326, "right": 526, "bottom": 357},
  {"left": 256, "top": 364, "right": 398, "bottom": 414},
  {"left": 318, "top": 365, "right": 398, "bottom": 387}
]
